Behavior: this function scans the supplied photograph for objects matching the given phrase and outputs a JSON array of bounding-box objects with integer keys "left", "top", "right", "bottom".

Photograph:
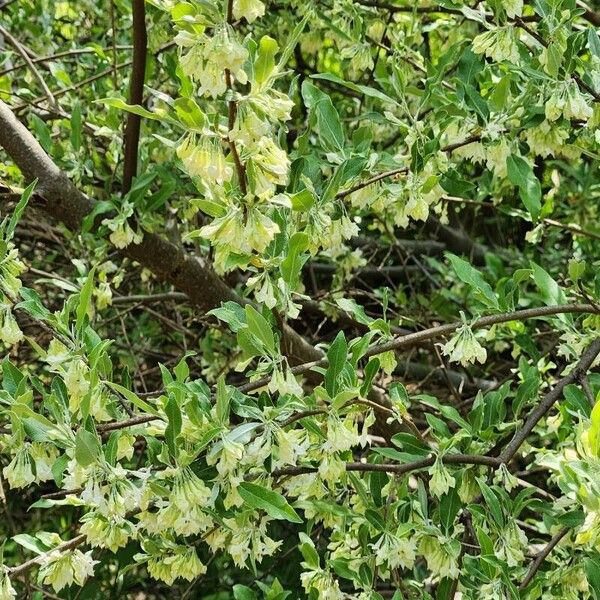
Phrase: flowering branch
[
  {"left": 336, "top": 134, "right": 482, "bottom": 198},
  {"left": 238, "top": 303, "right": 600, "bottom": 394},
  {"left": 225, "top": 0, "right": 248, "bottom": 195},
  {"left": 7, "top": 535, "right": 86, "bottom": 577}
]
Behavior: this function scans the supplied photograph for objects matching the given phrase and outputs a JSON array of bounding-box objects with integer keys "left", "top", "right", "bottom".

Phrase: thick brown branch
[
  {"left": 122, "top": 0, "right": 147, "bottom": 194},
  {"left": 0, "top": 98, "right": 322, "bottom": 376}
]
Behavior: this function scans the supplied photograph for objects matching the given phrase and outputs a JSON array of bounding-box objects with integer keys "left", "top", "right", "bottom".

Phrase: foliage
[{"left": 0, "top": 0, "right": 600, "bottom": 598}]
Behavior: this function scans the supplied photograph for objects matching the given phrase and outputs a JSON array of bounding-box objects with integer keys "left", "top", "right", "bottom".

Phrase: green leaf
[
  {"left": 12, "top": 534, "right": 48, "bottom": 554},
  {"left": 7, "top": 180, "right": 36, "bottom": 241},
  {"left": 76, "top": 267, "right": 96, "bottom": 331},
  {"left": 439, "top": 486, "right": 461, "bottom": 534},
  {"left": 477, "top": 478, "right": 504, "bottom": 527},
  {"left": 245, "top": 305, "right": 276, "bottom": 356},
  {"left": 234, "top": 585, "right": 258, "bottom": 600},
  {"left": 325, "top": 331, "right": 348, "bottom": 397},
  {"left": 311, "top": 72, "right": 398, "bottom": 105},
  {"left": 589, "top": 393, "right": 600, "bottom": 456},
  {"left": 238, "top": 482, "right": 303, "bottom": 523},
  {"left": 209, "top": 301, "right": 247, "bottom": 333},
  {"left": 298, "top": 532, "right": 320, "bottom": 567},
  {"left": 290, "top": 189, "right": 316, "bottom": 212},
  {"left": 336, "top": 297, "right": 373, "bottom": 326},
  {"left": 391, "top": 433, "right": 430, "bottom": 456},
  {"left": 30, "top": 114, "right": 52, "bottom": 152},
  {"left": 530, "top": 262, "right": 566, "bottom": 307},
  {"left": 216, "top": 375, "right": 230, "bottom": 425},
  {"left": 75, "top": 429, "right": 102, "bottom": 467},
  {"left": 588, "top": 28, "right": 600, "bottom": 59},
  {"left": 462, "top": 82, "right": 489, "bottom": 123},
  {"left": 360, "top": 357, "right": 380, "bottom": 397},
  {"left": 173, "top": 97, "right": 206, "bottom": 130},
  {"left": 446, "top": 253, "right": 498, "bottom": 310},
  {"left": 105, "top": 382, "right": 162, "bottom": 417},
  {"left": 98, "top": 97, "right": 163, "bottom": 121},
  {"left": 585, "top": 552, "right": 600, "bottom": 599},
  {"left": 489, "top": 75, "right": 510, "bottom": 112},
  {"left": 254, "top": 35, "right": 278, "bottom": 85},
  {"left": 164, "top": 395, "right": 182, "bottom": 458},
  {"left": 301, "top": 81, "right": 345, "bottom": 153},
  {"left": 507, "top": 155, "right": 541, "bottom": 220},
  {"left": 280, "top": 232, "right": 309, "bottom": 288}
]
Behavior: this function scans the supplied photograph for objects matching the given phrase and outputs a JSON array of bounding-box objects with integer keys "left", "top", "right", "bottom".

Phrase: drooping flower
[
  {"left": 29, "top": 443, "right": 59, "bottom": 482},
  {"left": 472, "top": 26, "right": 519, "bottom": 63},
  {"left": 0, "top": 245, "right": 26, "bottom": 299},
  {"left": 441, "top": 322, "right": 487, "bottom": 367},
  {"left": 39, "top": 549, "right": 98, "bottom": 592},
  {"left": 419, "top": 535, "right": 461, "bottom": 579},
  {"left": 371, "top": 531, "right": 417, "bottom": 570},
  {"left": 429, "top": 458, "right": 456, "bottom": 498},
  {"left": 176, "top": 136, "right": 233, "bottom": 186},
  {"left": 0, "top": 571, "right": 16, "bottom": 600},
  {"left": 300, "top": 568, "right": 344, "bottom": 600},
  {"left": 494, "top": 521, "right": 528, "bottom": 567},
  {"left": 170, "top": 467, "right": 212, "bottom": 512},
  {"left": 64, "top": 359, "right": 90, "bottom": 412},
  {"left": 80, "top": 514, "right": 134, "bottom": 553},
  {"left": 545, "top": 79, "right": 593, "bottom": 122},
  {"left": 0, "top": 310, "right": 22, "bottom": 345},
  {"left": 233, "top": 0, "right": 265, "bottom": 23},
  {"left": 179, "top": 26, "right": 248, "bottom": 98},
  {"left": 144, "top": 546, "right": 206, "bottom": 585},
  {"left": 223, "top": 515, "right": 281, "bottom": 567},
  {"left": 3, "top": 448, "right": 35, "bottom": 489}
]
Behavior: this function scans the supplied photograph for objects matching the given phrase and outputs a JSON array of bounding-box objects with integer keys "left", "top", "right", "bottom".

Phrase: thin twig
[
  {"left": 519, "top": 527, "right": 569, "bottom": 589},
  {"left": 0, "top": 24, "right": 57, "bottom": 108},
  {"left": 271, "top": 453, "right": 500, "bottom": 478},
  {"left": 8, "top": 535, "right": 86, "bottom": 577}
]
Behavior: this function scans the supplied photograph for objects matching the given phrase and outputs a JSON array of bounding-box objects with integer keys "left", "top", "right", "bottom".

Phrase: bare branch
[
  {"left": 519, "top": 527, "right": 570, "bottom": 589},
  {"left": 122, "top": 0, "right": 147, "bottom": 194}
]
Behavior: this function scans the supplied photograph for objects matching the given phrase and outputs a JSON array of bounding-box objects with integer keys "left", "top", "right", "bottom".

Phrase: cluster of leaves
[{"left": 0, "top": 0, "right": 600, "bottom": 598}]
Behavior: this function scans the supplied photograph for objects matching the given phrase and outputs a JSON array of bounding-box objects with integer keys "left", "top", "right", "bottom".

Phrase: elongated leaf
[
  {"left": 105, "top": 382, "right": 162, "bottom": 417},
  {"left": 7, "top": 180, "right": 36, "bottom": 240},
  {"left": 76, "top": 267, "right": 96, "bottom": 331},
  {"left": 245, "top": 305, "right": 276, "bottom": 356},
  {"left": 280, "top": 232, "right": 309, "bottom": 287},
  {"left": 75, "top": 429, "right": 101, "bottom": 467},
  {"left": 164, "top": 396, "right": 182, "bottom": 458},
  {"left": 238, "top": 482, "right": 303, "bottom": 523},
  {"left": 446, "top": 253, "right": 498, "bottom": 309},
  {"left": 507, "top": 154, "right": 541, "bottom": 220},
  {"left": 98, "top": 98, "right": 162, "bottom": 120},
  {"left": 325, "top": 331, "right": 347, "bottom": 397},
  {"left": 254, "top": 35, "right": 278, "bottom": 85}
]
